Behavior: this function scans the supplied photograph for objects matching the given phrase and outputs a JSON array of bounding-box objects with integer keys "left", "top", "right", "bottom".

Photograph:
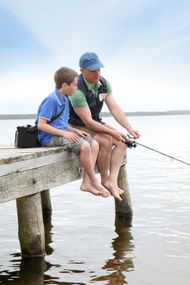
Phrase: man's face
[{"left": 81, "top": 68, "right": 101, "bottom": 84}]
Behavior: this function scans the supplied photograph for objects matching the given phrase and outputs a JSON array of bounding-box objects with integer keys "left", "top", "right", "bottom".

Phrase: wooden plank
[
  {"left": 0, "top": 146, "right": 68, "bottom": 164},
  {"left": 0, "top": 150, "right": 76, "bottom": 176},
  {"left": 0, "top": 158, "right": 82, "bottom": 203}
]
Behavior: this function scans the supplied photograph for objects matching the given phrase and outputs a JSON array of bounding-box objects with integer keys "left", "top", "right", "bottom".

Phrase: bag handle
[{"left": 28, "top": 104, "right": 65, "bottom": 133}]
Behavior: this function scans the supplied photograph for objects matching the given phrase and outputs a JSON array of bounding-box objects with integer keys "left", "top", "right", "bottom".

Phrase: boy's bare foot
[
  {"left": 80, "top": 184, "right": 102, "bottom": 196},
  {"left": 103, "top": 181, "right": 123, "bottom": 202}
]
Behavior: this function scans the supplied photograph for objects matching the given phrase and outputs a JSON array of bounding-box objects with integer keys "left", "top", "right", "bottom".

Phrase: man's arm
[
  {"left": 72, "top": 105, "right": 127, "bottom": 142},
  {"left": 105, "top": 95, "right": 141, "bottom": 139}
]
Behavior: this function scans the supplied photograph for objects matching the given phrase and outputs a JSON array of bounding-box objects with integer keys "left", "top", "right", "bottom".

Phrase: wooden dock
[{"left": 0, "top": 145, "right": 132, "bottom": 257}]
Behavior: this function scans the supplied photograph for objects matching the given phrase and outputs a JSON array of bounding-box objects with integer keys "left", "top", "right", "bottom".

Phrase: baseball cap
[{"left": 79, "top": 52, "right": 104, "bottom": 71}]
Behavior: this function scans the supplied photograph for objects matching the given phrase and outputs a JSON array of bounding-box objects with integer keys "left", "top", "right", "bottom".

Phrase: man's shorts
[
  {"left": 44, "top": 136, "right": 93, "bottom": 156},
  {"left": 68, "top": 123, "right": 116, "bottom": 138},
  {"left": 68, "top": 124, "right": 96, "bottom": 137}
]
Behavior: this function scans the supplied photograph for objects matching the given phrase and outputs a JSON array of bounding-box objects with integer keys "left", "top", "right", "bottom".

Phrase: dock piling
[
  {"left": 115, "top": 165, "right": 133, "bottom": 222},
  {"left": 16, "top": 193, "right": 45, "bottom": 257}
]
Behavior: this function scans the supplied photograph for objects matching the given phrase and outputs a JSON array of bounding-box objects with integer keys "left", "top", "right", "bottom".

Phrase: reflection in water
[
  {"left": 0, "top": 214, "right": 135, "bottom": 285},
  {"left": 0, "top": 213, "right": 87, "bottom": 285},
  {"left": 0, "top": 255, "right": 46, "bottom": 285},
  {"left": 43, "top": 213, "right": 54, "bottom": 256},
  {"left": 91, "top": 218, "right": 135, "bottom": 285}
]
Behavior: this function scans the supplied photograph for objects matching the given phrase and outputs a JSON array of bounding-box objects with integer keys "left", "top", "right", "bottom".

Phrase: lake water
[{"left": 0, "top": 115, "right": 190, "bottom": 285}]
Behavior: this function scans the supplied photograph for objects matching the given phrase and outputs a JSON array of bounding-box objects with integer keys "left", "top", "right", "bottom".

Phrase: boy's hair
[{"left": 54, "top": 67, "right": 78, "bottom": 89}]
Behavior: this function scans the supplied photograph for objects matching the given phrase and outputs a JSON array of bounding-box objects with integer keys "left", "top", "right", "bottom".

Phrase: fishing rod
[{"left": 124, "top": 137, "right": 190, "bottom": 167}]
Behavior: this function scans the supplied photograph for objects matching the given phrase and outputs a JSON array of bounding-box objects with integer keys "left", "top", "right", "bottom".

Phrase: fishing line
[{"left": 125, "top": 137, "right": 190, "bottom": 167}]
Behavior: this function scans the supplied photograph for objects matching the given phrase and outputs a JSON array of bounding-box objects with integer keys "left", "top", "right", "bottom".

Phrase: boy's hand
[{"left": 62, "top": 131, "right": 80, "bottom": 142}]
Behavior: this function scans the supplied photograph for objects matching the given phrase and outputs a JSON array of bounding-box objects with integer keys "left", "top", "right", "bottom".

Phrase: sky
[{"left": 0, "top": 0, "right": 190, "bottom": 114}]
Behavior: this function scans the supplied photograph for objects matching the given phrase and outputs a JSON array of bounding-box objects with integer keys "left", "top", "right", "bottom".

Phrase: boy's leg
[
  {"left": 68, "top": 124, "right": 113, "bottom": 184},
  {"left": 79, "top": 140, "right": 110, "bottom": 197},
  {"left": 44, "top": 136, "right": 101, "bottom": 195}
]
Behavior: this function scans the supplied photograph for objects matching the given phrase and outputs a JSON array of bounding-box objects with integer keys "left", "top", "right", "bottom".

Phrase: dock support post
[
  {"left": 41, "top": 189, "right": 52, "bottom": 215},
  {"left": 115, "top": 165, "right": 133, "bottom": 223},
  {"left": 16, "top": 193, "right": 45, "bottom": 257}
]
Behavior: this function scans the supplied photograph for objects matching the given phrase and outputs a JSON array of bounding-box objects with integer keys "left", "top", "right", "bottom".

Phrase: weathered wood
[
  {"left": 0, "top": 147, "right": 82, "bottom": 203},
  {"left": 16, "top": 193, "right": 45, "bottom": 257},
  {"left": 115, "top": 165, "right": 133, "bottom": 221},
  {"left": 41, "top": 189, "right": 52, "bottom": 215},
  {"left": 0, "top": 145, "right": 133, "bottom": 257}
]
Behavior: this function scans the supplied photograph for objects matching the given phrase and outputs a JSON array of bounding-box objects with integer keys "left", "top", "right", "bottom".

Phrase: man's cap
[{"left": 79, "top": 52, "right": 104, "bottom": 71}]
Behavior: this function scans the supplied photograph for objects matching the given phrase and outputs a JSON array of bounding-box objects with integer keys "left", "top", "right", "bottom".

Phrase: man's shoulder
[
  {"left": 69, "top": 89, "right": 85, "bottom": 101},
  {"left": 69, "top": 90, "right": 87, "bottom": 107}
]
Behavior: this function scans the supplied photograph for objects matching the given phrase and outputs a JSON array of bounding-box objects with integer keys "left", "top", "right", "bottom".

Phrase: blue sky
[{"left": 0, "top": 0, "right": 190, "bottom": 114}]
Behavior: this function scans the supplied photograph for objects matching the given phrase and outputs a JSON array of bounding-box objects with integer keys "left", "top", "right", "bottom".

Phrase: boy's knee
[{"left": 80, "top": 141, "right": 91, "bottom": 152}]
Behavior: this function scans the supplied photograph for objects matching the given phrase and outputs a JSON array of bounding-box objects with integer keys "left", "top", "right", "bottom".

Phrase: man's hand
[
  {"left": 111, "top": 130, "right": 127, "bottom": 142},
  {"left": 76, "top": 129, "right": 91, "bottom": 138},
  {"left": 128, "top": 127, "right": 141, "bottom": 139}
]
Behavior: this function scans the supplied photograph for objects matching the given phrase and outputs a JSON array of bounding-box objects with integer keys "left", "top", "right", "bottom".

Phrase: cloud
[{"left": 0, "top": 0, "right": 190, "bottom": 113}]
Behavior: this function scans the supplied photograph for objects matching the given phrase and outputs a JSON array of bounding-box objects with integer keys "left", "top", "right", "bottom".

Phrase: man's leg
[
  {"left": 93, "top": 133, "right": 113, "bottom": 184},
  {"left": 103, "top": 140, "right": 127, "bottom": 201}
]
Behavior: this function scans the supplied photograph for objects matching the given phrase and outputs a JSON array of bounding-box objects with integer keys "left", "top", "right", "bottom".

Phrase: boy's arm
[{"left": 37, "top": 117, "right": 80, "bottom": 142}]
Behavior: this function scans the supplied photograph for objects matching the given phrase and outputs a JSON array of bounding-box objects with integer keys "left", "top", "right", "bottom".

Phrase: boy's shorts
[{"left": 43, "top": 136, "right": 93, "bottom": 156}]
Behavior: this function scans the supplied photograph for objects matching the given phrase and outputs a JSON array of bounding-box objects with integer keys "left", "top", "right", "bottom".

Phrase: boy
[{"left": 36, "top": 67, "right": 110, "bottom": 197}]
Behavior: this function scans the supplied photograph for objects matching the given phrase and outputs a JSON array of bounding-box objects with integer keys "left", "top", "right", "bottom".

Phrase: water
[{"left": 0, "top": 115, "right": 190, "bottom": 285}]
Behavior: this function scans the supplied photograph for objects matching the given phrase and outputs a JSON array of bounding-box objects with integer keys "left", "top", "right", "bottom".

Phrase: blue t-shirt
[{"left": 36, "top": 89, "right": 70, "bottom": 145}]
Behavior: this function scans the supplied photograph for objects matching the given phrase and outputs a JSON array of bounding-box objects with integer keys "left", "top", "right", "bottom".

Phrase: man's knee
[
  {"left": 94, "top": 133, "right": 113, "bottom": 150},
  {"left": 114, "top": 139, "right": 127, "bottom": 151}
]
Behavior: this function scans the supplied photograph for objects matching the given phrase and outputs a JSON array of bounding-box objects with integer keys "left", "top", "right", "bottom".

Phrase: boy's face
[{"left": 65, "top": 77, "right": 78, "bottom": 96}]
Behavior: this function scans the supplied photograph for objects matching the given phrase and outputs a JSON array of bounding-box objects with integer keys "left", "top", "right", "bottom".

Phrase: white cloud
[{"left": 0, "top": 0, "right": 190, "bottom": 113}]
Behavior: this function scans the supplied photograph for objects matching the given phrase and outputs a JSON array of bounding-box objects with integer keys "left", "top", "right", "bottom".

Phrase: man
[{"left": 69, "top": 52, "right": 140, "bottom": 201}]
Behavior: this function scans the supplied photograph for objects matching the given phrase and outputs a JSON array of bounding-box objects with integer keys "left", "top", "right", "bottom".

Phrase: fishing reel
[
  {"left": 124, "top": 139, "right": 137, "bottom": 148},
  {"left": 124, "top": 134, "right": 137, "bottom": 148}
]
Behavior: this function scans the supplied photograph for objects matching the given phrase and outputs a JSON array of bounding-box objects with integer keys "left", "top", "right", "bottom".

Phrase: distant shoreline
[{"left": 0, "top": 110, "right": 190, "bottom": 120}]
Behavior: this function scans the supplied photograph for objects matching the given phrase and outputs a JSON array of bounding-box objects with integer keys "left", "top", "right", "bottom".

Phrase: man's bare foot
[
  {"left": 118, "top": 187, "right": 124, "bottom": 195},
  {"left": 103, "top": 182, "right": 122, "bottom": 201}
]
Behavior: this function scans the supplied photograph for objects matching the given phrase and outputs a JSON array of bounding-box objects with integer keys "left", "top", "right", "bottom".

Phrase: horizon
[{"left": 1, "top": 109, "right": 190, "bottom": 118}]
